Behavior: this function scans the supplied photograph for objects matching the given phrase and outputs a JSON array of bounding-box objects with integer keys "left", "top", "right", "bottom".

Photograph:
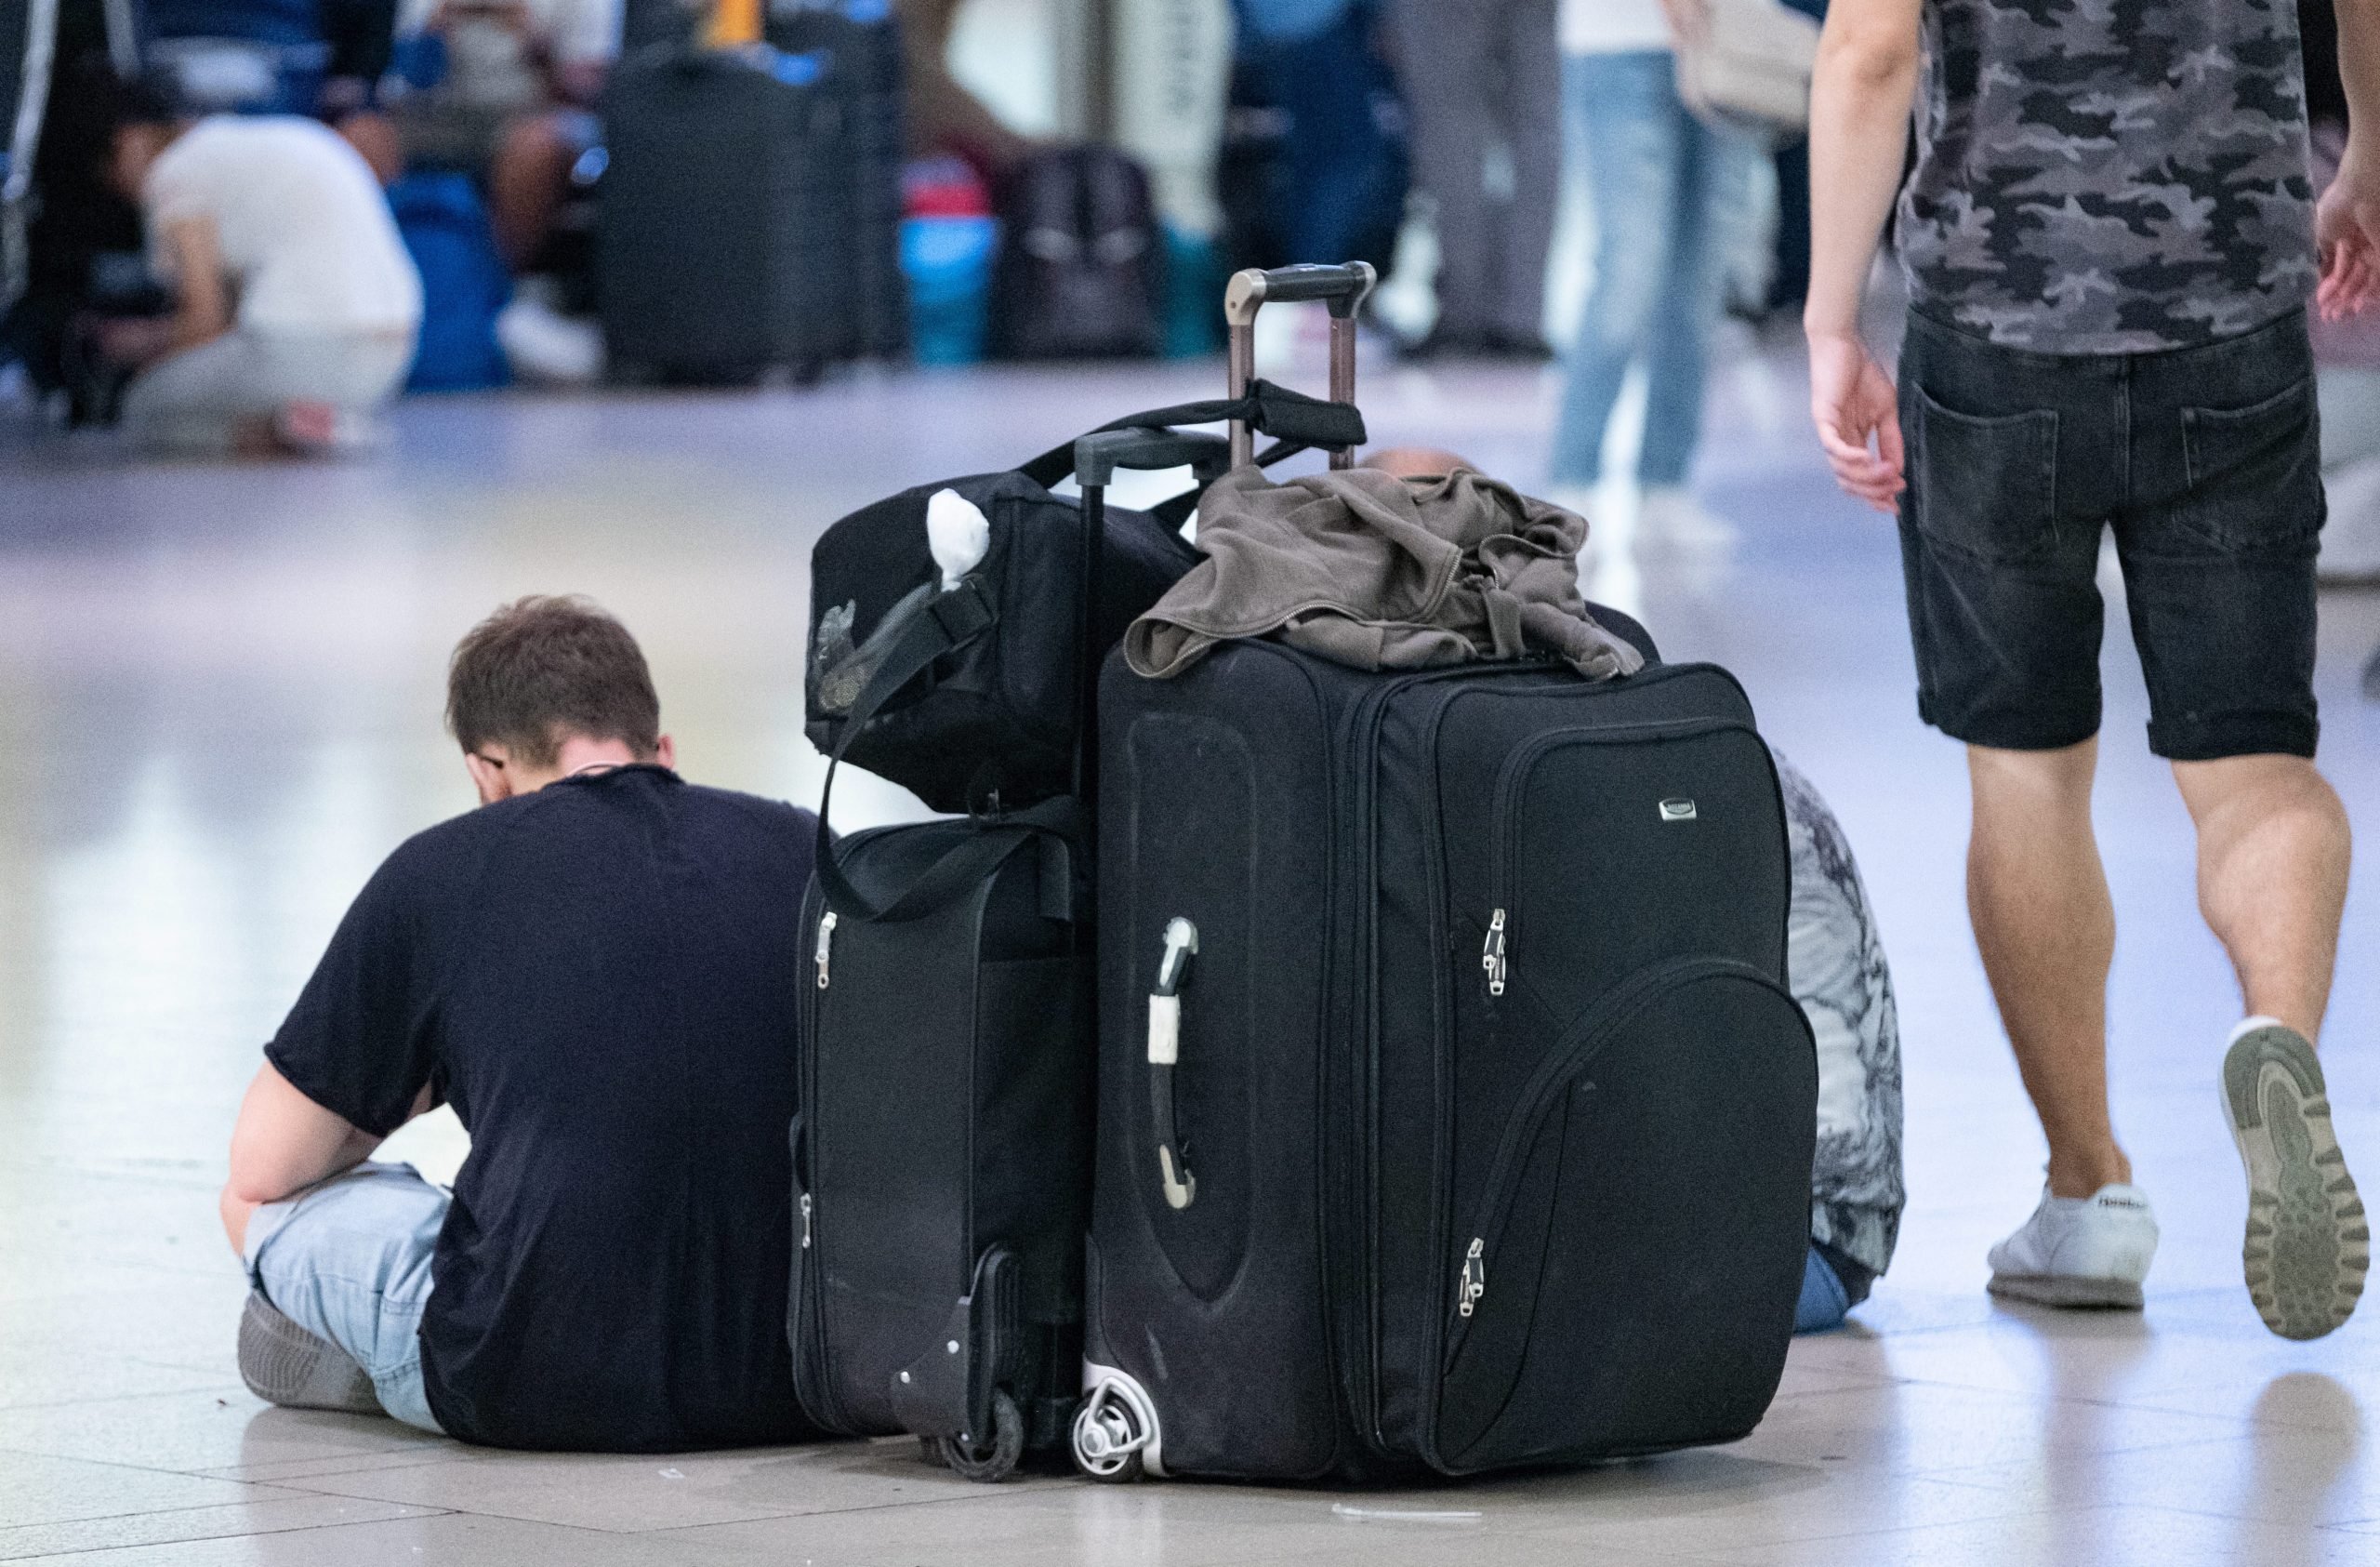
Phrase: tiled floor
[{"left": 4, "top": 326, "right": 2379, "bottom": 1564}]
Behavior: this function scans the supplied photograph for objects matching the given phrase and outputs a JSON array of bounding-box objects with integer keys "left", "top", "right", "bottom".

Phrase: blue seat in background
[{"left": 390, "top": 171, "right": 510, "bottom": 393}]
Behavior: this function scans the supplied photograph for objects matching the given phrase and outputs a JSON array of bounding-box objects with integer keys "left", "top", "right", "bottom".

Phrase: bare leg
[
  {"left": 2173, "top": 753, "right": 2349, "bottom": 1039},
  {"left": 487, "top": 113, "right": 577, "bottom": 272},
  {"left": 337, "top": 110, "right": 404, "bottom": 186},
  {"left": 1967, "top": 739, "right": 2130, "bottom": 1199}
]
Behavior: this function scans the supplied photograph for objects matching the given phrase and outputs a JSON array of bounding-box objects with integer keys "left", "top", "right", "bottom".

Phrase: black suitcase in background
[
  {"left": 990, "top": 146, "right": 1163, "bottom": 360},
  {"left": 767, "top": 0, "right": 907, "bottom": 360},
  {"left": 598, "top": 44, "right": 857, "bottom": 383},
  {"left": 1072, "top": 268, "right": 1818, "bottom": 1483}
]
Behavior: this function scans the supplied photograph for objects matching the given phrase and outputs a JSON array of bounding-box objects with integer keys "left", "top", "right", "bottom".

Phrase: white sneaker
[
  {"left": 1987, "top": 1183, "right": 2160, "bottom": 1308},
  {"left": 497, "top": 294, "right": 605, "bottom": 385},
  {"left": 2224, "top": 1018, "right": 2369, "bottom": 1340},
  {"left": 1636, "top": 486, "right": 1740, "bottom": 551}
]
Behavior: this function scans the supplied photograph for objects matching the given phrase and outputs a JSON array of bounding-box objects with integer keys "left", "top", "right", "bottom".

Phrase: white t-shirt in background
[
  {"left": 143, "top": 116, "right": 423, "bottom": 336},
  {"left": 1561, "top": 0, "right": 1672, "bottom": 53},
  {"left": 395, "top": 0, "right": 626, "bottom": 66}
]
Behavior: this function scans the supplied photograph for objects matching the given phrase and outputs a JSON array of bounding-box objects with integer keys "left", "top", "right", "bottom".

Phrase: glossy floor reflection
[{"left": 4, "top": 331, "right": 2379, "bottom": 1564}]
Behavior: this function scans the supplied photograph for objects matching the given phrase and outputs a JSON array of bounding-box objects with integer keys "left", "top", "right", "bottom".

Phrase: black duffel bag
[{"left": 804, "top": 381, "right": 1366, "bottom": 812}]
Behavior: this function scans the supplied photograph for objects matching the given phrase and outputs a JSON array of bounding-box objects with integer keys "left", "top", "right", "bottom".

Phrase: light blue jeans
[
  {"left": 244, "top": 1162, "right": 447, "bottom": 1432},
  {"left": 1550, "top": 51, "right": 1764, "bottom": 487}
]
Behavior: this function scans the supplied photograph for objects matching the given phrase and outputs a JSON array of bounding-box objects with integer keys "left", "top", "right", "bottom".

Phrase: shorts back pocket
[
  {"left": 2178, "top": 378, "right": 2321, "bottom": 553},
  {"left": 1911, "top": 385, "right": 2060, "bottom": 564}
]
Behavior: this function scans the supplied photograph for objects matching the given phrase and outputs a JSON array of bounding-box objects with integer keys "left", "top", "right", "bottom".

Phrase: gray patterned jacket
[{"left": 1777, "top": 750, "right": 1905, "bottom": 1281}]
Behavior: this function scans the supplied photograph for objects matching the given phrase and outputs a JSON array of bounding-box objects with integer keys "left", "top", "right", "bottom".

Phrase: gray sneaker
[
  {"left": 237, "top": 1292, "right": 385, "bottom": 1414},
  {"left": 2224, "top": 1022, "right": 2371, "bottom": 1341}
]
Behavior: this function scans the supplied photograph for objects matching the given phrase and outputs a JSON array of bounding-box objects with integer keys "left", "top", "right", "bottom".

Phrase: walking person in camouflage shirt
[{"left": 1805, "top": 0, "right": 2373, "bottom": 1338}]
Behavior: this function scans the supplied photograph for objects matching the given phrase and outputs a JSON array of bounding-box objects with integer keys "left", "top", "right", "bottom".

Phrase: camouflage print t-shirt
[{"left": 1898, "top": 0, "right": 2320, "bottom": 355}]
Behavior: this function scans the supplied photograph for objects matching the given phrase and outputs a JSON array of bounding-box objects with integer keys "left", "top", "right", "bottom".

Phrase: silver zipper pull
[
  {"left": 800, "top": 1192, "right": 813, "bottom": 1249},
  {"left": 1458, "top": 1237, "right": 1486, "bottom": 1318},
  {"left": 814, "top": 911, "right": 838, "bottom": 989},
  {"left": 1482, "top": 909, "right": 1507, "bottom": 997}
]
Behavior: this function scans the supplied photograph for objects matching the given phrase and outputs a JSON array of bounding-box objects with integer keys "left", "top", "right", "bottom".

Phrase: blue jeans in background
[
  {"left": 1550, "top": 51, "right": 1764, "bottom": 488},
  {"left": 244, "top": 1162, "right": 447, "bottom": 1432},
  {"left": 1795, "top": 1243, "right": 1854, "bottom": 1333}
]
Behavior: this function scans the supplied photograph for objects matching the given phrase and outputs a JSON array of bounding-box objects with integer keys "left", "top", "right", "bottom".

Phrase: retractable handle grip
[
  {"left": 1224, "top": 262, "right": 1378, "bottom": 324},
  {"left": 1074, "top": 430, "right": 1233, "bottom": 490},
  {"left": 1225, "top": 261, "right": 1374, "bottom": 470}
]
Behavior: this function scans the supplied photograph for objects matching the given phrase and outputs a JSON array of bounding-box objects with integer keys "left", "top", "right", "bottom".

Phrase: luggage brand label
[{"left": 1659, "top": 798, "right": 1699, "bottom": 822}]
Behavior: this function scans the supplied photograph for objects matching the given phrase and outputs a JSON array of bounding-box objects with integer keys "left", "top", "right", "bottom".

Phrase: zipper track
[
  {"left": 1429, "top": 958, "right": 1791, "bottom": 1387},
  {"left": 794, "top": 878, "right": 856, "bottom": 1433},
  {"left": 1341, "top": 665, "right": 1433, "bottom": 1457},
  {"left": 1486, "top": 716, "right": 1760, "bottom": 980}
]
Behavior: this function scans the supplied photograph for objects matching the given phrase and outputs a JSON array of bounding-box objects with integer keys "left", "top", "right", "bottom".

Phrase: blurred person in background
[
  {"left": 144, "top": 0, "right": 400, "bottom": 125},
  {"left": 1230, "top": 0, "right": 1408, "bottom": 272},
  {"left": 1388, "top": 0, "right": 1558, "bottom": 359},
  {"left": 2298, "top": 0, "right": 2380, "bottom": 703},
  {"left": 1545, "top": 0, "right": 1764, "bottom": 546},
  {"left": 387, "top": 0, "right": 618, "bottom": 269},
  {"left": 85, "top": 74, "right": 421, "bottom": 456},
  {"left": 1766, "top": 0, "right": 1826, "bottom": 315},
  {"left": 1809, "top": 0, "right": 2369, "bottom": 1336},
  {"left": 898, "top": 0, "right": 1036, "bottom": 177}
]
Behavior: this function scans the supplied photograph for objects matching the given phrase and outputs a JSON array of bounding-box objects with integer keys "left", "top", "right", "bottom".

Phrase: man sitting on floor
[{"left": 219, "top": 596, "right": 819, "bottom": 1450}]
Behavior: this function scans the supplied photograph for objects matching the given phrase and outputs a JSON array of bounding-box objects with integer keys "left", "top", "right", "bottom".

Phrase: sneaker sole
[
  {"left": 238, "top": 1292, "right": 385, "bottom": 1414},
  {"left": 2224, "top": 1027, "right": 2370, "bottom": 1341},
  {"left": 1986, "top": 1271, "right": 2145, "bottom": 1310}
]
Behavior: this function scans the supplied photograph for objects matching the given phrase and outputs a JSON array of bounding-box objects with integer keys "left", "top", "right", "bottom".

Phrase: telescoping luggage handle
[{"left": 1225, "top": 262, "right": 1375, "bottom": 470}]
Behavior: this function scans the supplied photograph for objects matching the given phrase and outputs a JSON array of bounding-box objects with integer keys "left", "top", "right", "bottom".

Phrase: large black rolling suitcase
[
  {"left": 1071, "top": 266, "right": 1820, "bottom": 1482},
  {"left": 598, "top": 42, "right": 857, "bottom": 383}
]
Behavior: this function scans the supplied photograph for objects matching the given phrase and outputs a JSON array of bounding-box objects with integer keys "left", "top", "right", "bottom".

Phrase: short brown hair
[{"left": 446, "top": 596, "right": 662, "bottom": 768}]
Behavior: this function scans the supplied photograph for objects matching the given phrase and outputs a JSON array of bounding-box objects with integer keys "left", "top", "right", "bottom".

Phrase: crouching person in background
[
  {"left": 220, "top": 598, "right": 821, "bottom": 1450},
  {"left": 86, "top": 73, "right": 421, "bottom": 457}
]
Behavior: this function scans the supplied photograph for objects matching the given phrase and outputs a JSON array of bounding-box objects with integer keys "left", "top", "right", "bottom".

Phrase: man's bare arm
[
  {"left": 1804, "top": 0, "right": 1921, "bottom": 340},
  {"left": 1804, "top": 0, "right": 1923, "bottom": 511},
  {"left": 220, "top": 1064, "right": 431, "bottom": 1254}
]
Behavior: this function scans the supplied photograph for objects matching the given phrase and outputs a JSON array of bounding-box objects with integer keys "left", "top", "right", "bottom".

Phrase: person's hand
[
  {"left": 2317, "top": 143, "right": 2380, "bottom": 322},
  {"left": 1808, "top": 330, "right": 1905, "bottom": 514},
  {"left": 1661, "top": 0, "right": 1712, "bottom": 47}
]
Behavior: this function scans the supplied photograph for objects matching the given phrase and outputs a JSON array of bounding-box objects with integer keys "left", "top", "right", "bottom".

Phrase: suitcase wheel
[
  {"left": 1071, "top": 1379, "right": 1153, "bottom": 1483},
  {"left": 929, "top": 1387, "right": 1025, "bottom": 1482}
]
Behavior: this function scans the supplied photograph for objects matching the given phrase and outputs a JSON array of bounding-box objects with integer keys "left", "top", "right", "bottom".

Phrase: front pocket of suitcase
[{"left": 1432, "top": 963, "right": 1816, "bottom": 1472}]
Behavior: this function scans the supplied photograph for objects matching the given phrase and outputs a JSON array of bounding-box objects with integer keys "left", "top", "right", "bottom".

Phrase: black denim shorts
[{"left": 1895, "top": 307, "right": 2323, "bottom": 761}]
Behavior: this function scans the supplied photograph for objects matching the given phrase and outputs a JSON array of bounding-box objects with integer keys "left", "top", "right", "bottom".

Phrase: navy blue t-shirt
[{"left": 266, "top": 766, "right": 817, "bottom": 1451}]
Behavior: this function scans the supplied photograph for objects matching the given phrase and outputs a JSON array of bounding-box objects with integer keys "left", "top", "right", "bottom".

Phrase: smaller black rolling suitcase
[
  {"left": 599, "top": 42, "right": 856, "bottom": 382},
  {"left": 791, "top": 414, "right": 1303, "bottom": 1481}
]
